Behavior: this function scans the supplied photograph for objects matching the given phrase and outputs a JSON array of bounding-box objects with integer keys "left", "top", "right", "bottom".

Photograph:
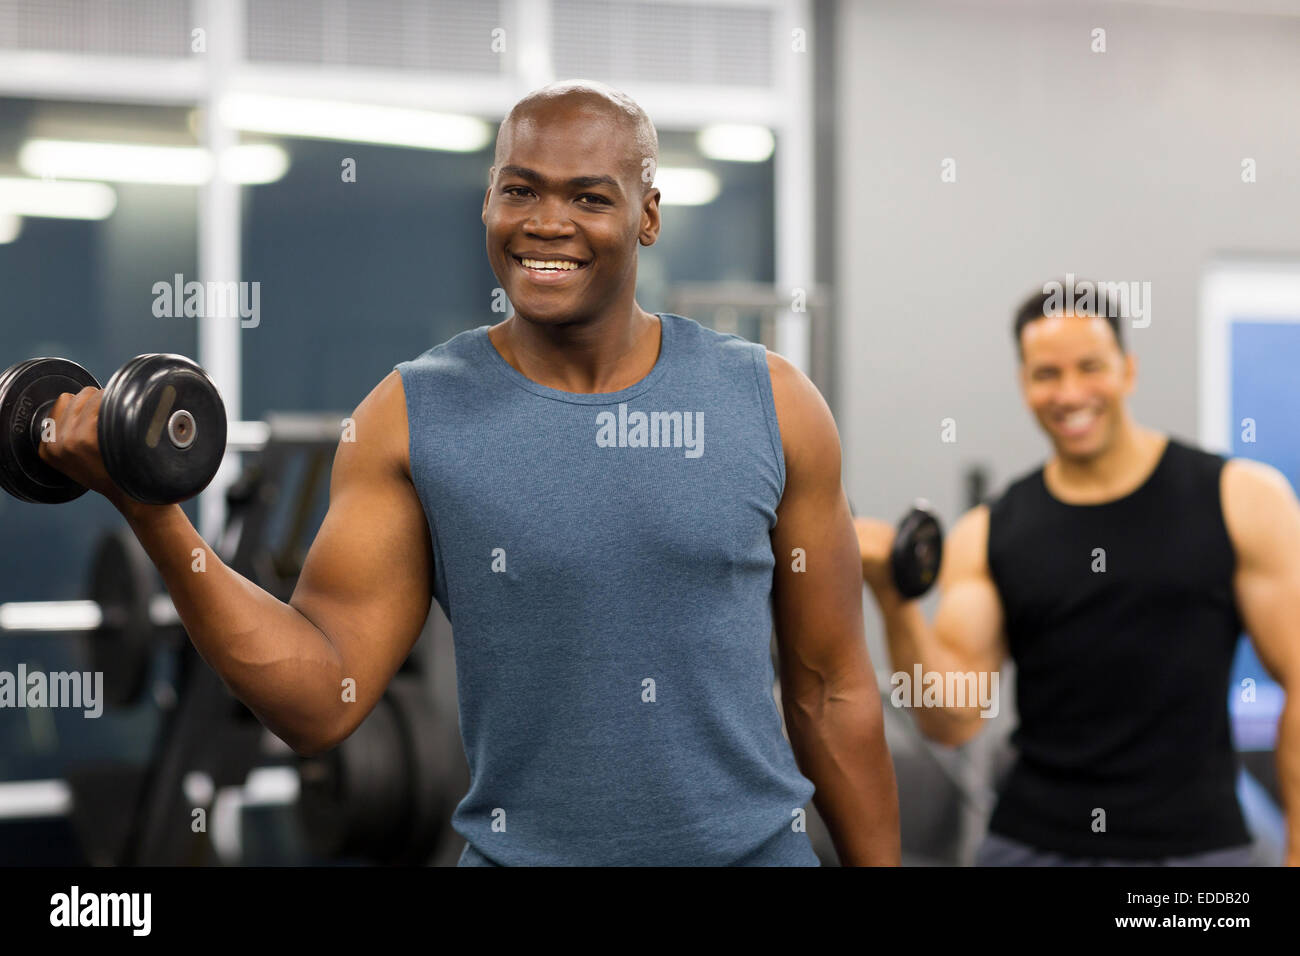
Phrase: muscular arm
[
  {"left": 47, "top": 371, "right": 433, "bottom": 756},
  {"left": 858, "top": 505, "right": 1007, "bottom": 747},
  {"left": 767, "top": 352, "right": 900, "bottom": 866},
  {"left": 1222, "top": 459, "right": 1300, "bottom": 866}
]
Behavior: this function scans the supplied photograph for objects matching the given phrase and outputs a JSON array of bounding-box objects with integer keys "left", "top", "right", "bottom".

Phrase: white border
[{"left": 1198, "top": 260, "right": 1300, "bottom": 454}]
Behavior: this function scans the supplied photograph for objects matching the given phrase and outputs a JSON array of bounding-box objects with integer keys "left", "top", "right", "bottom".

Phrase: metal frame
[
  {"left": 1198, "top": 260, "right": 1300, "bottom": 454},
  {"left": 666, "top": 280, "right": 830, "bottom": 387}
]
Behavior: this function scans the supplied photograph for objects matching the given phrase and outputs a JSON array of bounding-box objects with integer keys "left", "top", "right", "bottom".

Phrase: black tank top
[{"left": 986, "top": 437, "right": 1250, "bottom": 858}]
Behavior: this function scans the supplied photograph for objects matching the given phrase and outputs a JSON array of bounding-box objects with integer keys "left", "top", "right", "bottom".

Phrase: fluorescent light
[
  {"left": 0, "top": 177, "right": 117, "bottom": 220},
  {"left": 20, "top": 139, "right": 214, "bottom": 185},
  {"left": 0, "top": 600, "right": 102, "bottom": 631},
  {"left": 654, "top": 167, "right": 721, "bottom": 206},
  {"left": 0, "top": 214, "right": 21, "bottom": 243},
  {"left": 220, "top": 144, "right": 290, "bottom": 184},
  {"left": 697, "top": 124, "right": 775, "bottom": 163},
  {"left": 219, "top": 93, "right": 492, "bottom": 152},
  {"left": 18, "top": 139, "right": 290, "bottom": 186}
]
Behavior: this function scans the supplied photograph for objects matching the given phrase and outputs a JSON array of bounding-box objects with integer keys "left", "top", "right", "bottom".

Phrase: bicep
[
  {"left": 767, "top": 354, "right": 872, "bottom": 691},
  {"left": 289, "top": 372, "right": 434, "bottom": 716},
  {"left": 931, "top": 506, "right": 1007, "bottom": 675},
  {"left": 1225, "top": 461, "right": 1300, "bottom": 685}
]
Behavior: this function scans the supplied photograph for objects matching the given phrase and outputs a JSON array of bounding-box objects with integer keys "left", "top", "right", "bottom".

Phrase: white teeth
[
  {"left": 1062, "top": 411, "right": 1096, "bottom": 429},
  {"left": 520, "top": 258, "right": 581, "bottom": 271}
]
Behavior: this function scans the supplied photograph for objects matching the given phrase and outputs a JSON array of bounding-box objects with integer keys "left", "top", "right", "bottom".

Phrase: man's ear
[{"left": 639, "top": 188, "right": 661, "bottom": 246}]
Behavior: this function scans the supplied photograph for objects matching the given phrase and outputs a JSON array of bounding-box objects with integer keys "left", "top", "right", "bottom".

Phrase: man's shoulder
[
  {"left": 394, "top": 326, "right": 496, "bottom": 405},
  {"left": 660, "top": 311, "right": 766, "bottom": 358},
  {"left": 1219, "top": 456, "right": 1299, "bottom": 564},
  {"left": 398, "top": 325, "right": 488, "bottom": 373},
  {"left": 1222, "top": 455, "right": 1293, "bottom": 504}
]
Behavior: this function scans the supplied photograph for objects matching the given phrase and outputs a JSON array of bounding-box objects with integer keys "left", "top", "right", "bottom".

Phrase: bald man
[
  {"left": 40, "top": 80, "right": 900, "bottom": 866},
  {"left": 857, "top": 287, "right": 1300, "bottom": 866}
]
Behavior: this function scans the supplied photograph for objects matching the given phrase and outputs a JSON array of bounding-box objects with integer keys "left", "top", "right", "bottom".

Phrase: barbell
[
  {"left": 3, "top": 561, "right": 457, "bottom": 863},
  {"left": 0, "top": 528, "right": 174, "bottom": 707}
]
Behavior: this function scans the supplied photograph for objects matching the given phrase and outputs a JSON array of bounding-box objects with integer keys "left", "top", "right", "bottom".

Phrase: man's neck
[
  {"left": 1045, "top": 420, "right": 1168, "bottom": 504},
  {"left": 492, "top": 305, "right": 660, "bottom": 393}
]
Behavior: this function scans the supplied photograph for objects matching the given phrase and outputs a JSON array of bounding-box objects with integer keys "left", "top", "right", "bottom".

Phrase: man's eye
[
  {"left": 503, "top": 186, "right": 530, "bottom": 196},
  {"left": 579, "top": 194, "right": 611, "bottom": 205}
]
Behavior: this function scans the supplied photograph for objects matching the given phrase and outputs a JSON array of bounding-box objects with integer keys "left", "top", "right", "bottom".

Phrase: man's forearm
[
  {"left": 870, "top": 585, "right": 927, "bottom": 674},
  {"left": 117, "top": 499, "right": 344, "bottom": 754},
  {"left": 784, "top": 681, "right": 901, "bottom": 865},
  {"left": 1277, "top": 696, "right": 1300, "bottom": 865},
  {"left": 869, "top": 587, "right": 984, "bottom": 745}
]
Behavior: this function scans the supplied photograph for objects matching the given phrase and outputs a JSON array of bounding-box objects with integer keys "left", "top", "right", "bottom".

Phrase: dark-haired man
[
  {"left": 40, "top": 79, "right": 900, "bottom": 866},
  {"left": 856, "top": 284, "right": 1300, "bottom": 865}
]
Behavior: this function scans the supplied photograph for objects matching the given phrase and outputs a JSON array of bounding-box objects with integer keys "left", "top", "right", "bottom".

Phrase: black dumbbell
[
  {"left": 850, "top": 497, "right": 945, "bottom": 599},
  {"left": 890, "top": 501, "right": 943, "bottom": 599},
  {"left": 0, "top": 353, "right": 226, "bottom": 505}
]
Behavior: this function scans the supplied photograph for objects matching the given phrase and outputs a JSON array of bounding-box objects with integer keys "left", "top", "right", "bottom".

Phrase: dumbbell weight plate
[
  {"left": 891, "top": 501, "right": 944, "bottom": 599},
  {"left": 98, "top": 354, "right": 227, "bottom": 505},
  {"left": 0, "top": 358, "right": 100, "bottom": 504},
  {"left": 386, "top": 675, "right": 454, "bottom": 865},
  {"left": 298, "top": 695, "right": 410, "bottom": 863}
]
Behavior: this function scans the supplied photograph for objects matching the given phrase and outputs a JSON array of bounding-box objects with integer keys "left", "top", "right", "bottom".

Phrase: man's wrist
[
  {"left": 111, "top": 491, "right": 172, "bottom": 528},
  {"left": 867, "top": 579, "right": 908, "bottom": 612}
]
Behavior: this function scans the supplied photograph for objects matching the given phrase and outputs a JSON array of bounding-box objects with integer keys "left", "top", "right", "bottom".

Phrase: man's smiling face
[
  {"left": 483, "top": 98, "right": 660, "bottom": 327},
  {"left": 1019, "top": 313, "right": 1135, "bottom": 462}
]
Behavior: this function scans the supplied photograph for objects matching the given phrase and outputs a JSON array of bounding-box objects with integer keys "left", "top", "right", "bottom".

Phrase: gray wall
[
  {"left": 837, "top": 0, "right": 1300, "bottom": 522},
  {"left": 834, "top": 0, "right": 1300, "bottom": 862}
]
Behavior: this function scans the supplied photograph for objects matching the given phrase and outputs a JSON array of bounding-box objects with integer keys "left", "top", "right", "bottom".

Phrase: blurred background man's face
[{"left": 1019, "top": 314, "right": 1135, "bottom": 463}]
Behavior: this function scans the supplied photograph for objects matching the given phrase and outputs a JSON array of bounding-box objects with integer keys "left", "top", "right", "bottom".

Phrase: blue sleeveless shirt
[{"left": 396, "top": 313, "right": 817, "bottom": 865}]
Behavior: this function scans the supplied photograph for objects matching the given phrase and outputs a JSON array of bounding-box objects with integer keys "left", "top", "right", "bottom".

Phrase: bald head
[{"left": 494, "top": 79, "right": 658, "bottom": 194}]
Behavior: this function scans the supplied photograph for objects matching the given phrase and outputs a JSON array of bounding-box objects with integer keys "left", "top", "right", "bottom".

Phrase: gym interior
[{"left": 0, "top": 0, "right": 1296, "bottom": 869}]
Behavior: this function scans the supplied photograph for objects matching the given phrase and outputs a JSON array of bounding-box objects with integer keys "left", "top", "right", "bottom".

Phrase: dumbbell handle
[
  {"left": 28, "top": 399, "right": 61, "bottom": 452},
  {"left": 22, "top": 416, "right": 322, "bottom": 458},
  {"left": 0, "top": 595, "right": 179, "bottom": 633}
]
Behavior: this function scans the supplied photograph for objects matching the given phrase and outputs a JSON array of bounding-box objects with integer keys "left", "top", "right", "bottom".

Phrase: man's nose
[
  {"left": 525, "top": 196, "right": 574, "bottom": 235},
  {"left": 1053, "top": 372, "right": 1092, "bottom": 407}
]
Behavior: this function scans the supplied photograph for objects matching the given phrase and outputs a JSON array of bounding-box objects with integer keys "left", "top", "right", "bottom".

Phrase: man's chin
[
  {"left": 509, "top": 298, "right": 584, "bottom": 327},
  {"left": 1048, "top": 431, "right": 1109, "bottom": 463}
]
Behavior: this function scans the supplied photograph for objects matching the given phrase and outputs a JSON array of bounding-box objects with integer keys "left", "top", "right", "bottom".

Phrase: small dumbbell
[{"left": 0, "top": 353, "right": 226, "bottom": 505}]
